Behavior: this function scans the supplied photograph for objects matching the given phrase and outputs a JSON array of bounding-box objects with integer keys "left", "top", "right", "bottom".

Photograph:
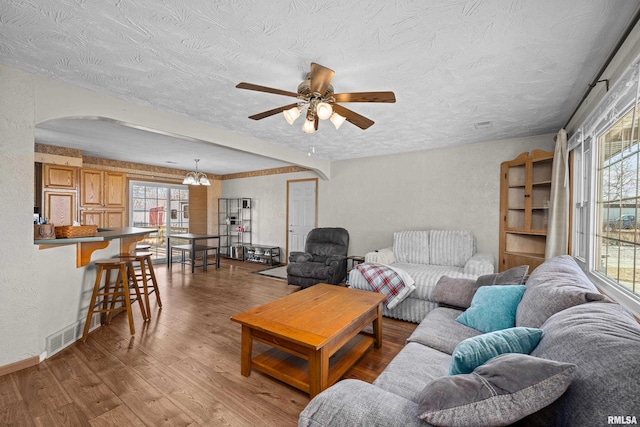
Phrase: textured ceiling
[{"left": 1, "top": 0, "right": 639, "bottom": 175}]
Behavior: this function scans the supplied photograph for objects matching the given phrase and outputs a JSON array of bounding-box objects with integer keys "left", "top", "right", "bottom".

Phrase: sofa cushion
[
  {"left": 418, "top": 354, "right": 576, "bottom": 427},
  {"left": 373, "top": 342, "right": 451, "bottom": 403},
  {"left": 393, "top": 230, "right": 430, "bottom": 264},
  {"left": 298, "top": 379, "right": 426, "bottom": 427},
  {"left": 449, "top": 327, "right": 543, "bottom": 375},
  {"left": 432, "top": 265, "right": 529, "bottom": 309},
  {"left": 407, "top": 307, "right": 481, "bottom": 354},
  {"left": 523, "top": 302, "right": 640, "bottom": 426},
  {"left": 516, "top": 255, "right": 607, "bottom": 328},
  {"left": 456, "top": 285, "right": 526, "bottom": 333},
  {"left": 429, "top": 230, "right": 475, "bottom": 267},
  {"left": 476, "top": 265, "right": 529, "bottom": 286}
]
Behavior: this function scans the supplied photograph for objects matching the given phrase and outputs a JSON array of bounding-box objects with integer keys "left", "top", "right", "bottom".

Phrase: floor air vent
[{"left": 45, "top": 314, "right": 100, "bottom": 357}]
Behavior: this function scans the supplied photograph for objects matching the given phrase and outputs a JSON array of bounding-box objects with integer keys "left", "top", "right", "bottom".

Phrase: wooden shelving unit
[{"left": 499, "top": 150, "right": 554, "bottom": 272}]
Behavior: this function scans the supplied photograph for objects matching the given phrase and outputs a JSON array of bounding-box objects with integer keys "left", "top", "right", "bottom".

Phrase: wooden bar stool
[
  {"left": 81, "top": 259, "right": 145, "bottom": 342},
  {"left": 118, "top": 252, "right": 162, "bottom": 320}
]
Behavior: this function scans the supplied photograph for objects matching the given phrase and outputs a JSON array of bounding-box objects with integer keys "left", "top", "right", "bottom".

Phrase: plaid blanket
[{"left": 354, "top": 263, "right": 411, "bottom": 309}]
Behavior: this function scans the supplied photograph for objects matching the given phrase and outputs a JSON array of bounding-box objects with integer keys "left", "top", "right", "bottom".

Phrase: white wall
[
  {"left": 222, "top": 135, "right": 556, "bottom": 264},
  {"left": 0, "top": 65, "right": 41, "bottom": 364},
  {"left": 222, "top": 171, "right": 317, "bottom": 251},
  {"left": 0, "top": 65, "right": 129, "bottom": 367}
]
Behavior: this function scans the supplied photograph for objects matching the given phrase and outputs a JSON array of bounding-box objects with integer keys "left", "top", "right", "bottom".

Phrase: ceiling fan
[{"left": 236, "top": 62, "right": 396, "bottom": 133}]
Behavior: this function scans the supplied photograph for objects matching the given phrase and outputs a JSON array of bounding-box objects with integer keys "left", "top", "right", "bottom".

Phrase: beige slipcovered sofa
[{"left": 348, "top": 230, "right": 494, "bottom": 323}]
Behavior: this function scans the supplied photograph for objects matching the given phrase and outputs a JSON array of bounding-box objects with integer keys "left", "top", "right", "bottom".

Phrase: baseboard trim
[{"left": 0, "top": 355, "right": 40, "bottom": 377}]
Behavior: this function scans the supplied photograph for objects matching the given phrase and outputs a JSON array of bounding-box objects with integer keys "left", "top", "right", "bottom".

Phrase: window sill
[
  {"left": 573, "top": 257, "right": 640, "bottom": 319},
  {"left": 587, "top": 270, "right": 640, "bottom": 320}
]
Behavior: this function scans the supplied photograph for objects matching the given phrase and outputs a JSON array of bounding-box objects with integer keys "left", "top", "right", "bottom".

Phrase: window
[
  {"left": 595, "top": 106, "right": 640, "bottom": 297},
  {"left": 573, "top": 137, "right": 591, "bottom": 262},
  {"left": 130, "top": 181, "right": 189, "bottom": 260},
  {"left": 569, "top": 58, "right": 640, "bottom": 315}
]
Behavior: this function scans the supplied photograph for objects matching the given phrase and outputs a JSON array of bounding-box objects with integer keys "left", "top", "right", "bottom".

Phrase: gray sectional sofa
[
  {"left": 299, "top": 255, "right": 640, "bottom": 426},
  {"left": 348, "top": 230, "right": 494, "bottom": 323}
]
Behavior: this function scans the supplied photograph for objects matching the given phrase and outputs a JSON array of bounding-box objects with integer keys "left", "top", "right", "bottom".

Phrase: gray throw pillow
[
  {"left": 432, "top": 265, "right": 529, "bottom": 309},
  {"left": 475, "top": 264, "right": 529, "bottom": 286},
  {"left": 417, "top": 353, "right": 576, "bottom": 427},
  {"left": 431, "top": 276, "right": 477, "bottom": 309}
]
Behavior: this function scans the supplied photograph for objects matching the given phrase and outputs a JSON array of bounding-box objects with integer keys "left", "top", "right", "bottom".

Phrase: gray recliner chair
[{"left": 287, "top": 227, "right": 349, "bottom": 288}]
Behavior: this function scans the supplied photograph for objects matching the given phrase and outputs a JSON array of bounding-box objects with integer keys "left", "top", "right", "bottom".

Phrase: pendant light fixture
[{"left": 182, "top": 159, "right": 211, "bottom": 186}]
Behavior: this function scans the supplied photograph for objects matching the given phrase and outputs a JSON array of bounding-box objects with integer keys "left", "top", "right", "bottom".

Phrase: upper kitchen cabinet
[
  {"left": 43, "top": 164, "right": 77, "bottom": 190},
  {"left": 80, "top": 169, "right": 126, "bottom": 208}
]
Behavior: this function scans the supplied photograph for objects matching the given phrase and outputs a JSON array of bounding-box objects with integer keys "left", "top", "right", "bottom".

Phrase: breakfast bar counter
[{"left": 35, "top": 227, "right": 155, "bottom": 267}]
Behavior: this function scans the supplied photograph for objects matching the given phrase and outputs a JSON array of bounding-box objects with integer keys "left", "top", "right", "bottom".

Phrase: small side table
[
  {"left": 346, "top": 255, "right": 365, "bottom": 271},
  {"left": 346, "top": 256, "right": 365, "bottom": 284}
]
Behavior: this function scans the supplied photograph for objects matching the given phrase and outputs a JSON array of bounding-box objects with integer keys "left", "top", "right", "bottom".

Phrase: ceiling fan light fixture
[
  {"left": 330, "top": 112, "right": 346, "bottom": 130},
  {"left": 302, "top": 119, "right": 316, "bottom": 134},
  {"left": 283, "top": 106, "right": 301, "bottom": 125},
  {"left": 316, "top": 102, "right": 333, "bottom": 120},
  {"left": 236, "top": 62, "right": 395, "bottom": 132}
]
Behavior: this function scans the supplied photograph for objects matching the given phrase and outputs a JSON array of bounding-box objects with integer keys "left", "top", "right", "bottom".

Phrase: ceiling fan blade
[
  {"left": 332, "top": 91, "right": 396, "bottom": 103},
  {"left": 248, "top": 103, "right": 299, "bottom": 120},
  {"left": 236, "top": 82, "right": 299, "bottom": 98},
  {"left": 309, "top": 63, "right": 335, "bottom": 95},
  {"left": 331, "top": 104, "right": 375, "bottom": 130}
]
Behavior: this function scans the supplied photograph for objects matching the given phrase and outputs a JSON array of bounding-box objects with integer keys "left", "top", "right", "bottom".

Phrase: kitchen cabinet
[
  {"left": 43, "top": 164, "right": 77, "bottom": 190},
  {"left": 80, "top": 169, "right": 125, "bottom": 208},
  {"left": 41, "top": 164, "right": 78, "bottom": 225},
  {"left": 80, "top": 210, "right": 125, "bottom": 228},
  {"left": 43, "top": 190, "right": 77, "bottom": 226},
  {"left": 80, "top": 169, "right": 126, "bottom": 227}
]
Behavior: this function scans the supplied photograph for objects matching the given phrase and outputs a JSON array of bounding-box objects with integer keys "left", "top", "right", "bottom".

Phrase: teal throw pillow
[
  {"left": 448, "top": 327, "right": 543, "bottom": 375},
  {"left": 456, "top": 285, "right": 526, "bottom": 333}
]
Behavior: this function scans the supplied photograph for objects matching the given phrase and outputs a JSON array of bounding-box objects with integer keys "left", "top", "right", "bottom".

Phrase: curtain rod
[{"left": 563, "top": 7, "right": 640, "bottom": 129}]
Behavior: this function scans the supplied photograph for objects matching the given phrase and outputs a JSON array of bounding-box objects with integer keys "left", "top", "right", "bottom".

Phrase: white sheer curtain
[{"left": 545, "top": 129, "right": 569, "bottom": 258}]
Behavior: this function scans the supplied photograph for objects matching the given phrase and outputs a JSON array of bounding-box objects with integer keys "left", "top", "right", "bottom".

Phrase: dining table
[{"left": 167, "top": 233, "right": 220, "bottom": 273}]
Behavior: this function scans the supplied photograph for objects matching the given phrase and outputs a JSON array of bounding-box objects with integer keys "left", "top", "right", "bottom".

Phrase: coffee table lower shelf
[{"left": 252, "top": 333, "right": 375, "bottom": 395}]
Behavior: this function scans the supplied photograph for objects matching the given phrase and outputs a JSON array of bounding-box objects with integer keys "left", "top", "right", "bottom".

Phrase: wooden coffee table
[{"left": 230, "top": 284, "right": 386, "bottom": 397}]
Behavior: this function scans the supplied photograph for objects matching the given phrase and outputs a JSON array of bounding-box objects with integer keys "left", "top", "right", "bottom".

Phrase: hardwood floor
[{"left": 0, "top": 259, "right": 417, "bottom": 426}]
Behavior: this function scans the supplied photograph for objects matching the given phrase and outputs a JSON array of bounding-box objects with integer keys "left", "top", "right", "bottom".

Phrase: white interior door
[{"left": 287, "top": 179, "right": 317, "bottom": 259}]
